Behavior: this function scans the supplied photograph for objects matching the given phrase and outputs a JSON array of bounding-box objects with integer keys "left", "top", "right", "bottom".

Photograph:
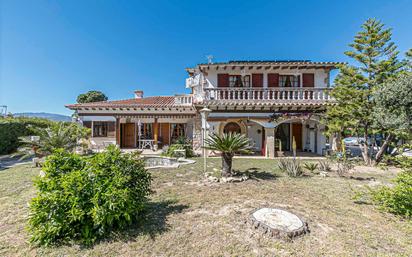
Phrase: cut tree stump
[{"left": 248, "top": 208, "right": 309, "bottom": 239}]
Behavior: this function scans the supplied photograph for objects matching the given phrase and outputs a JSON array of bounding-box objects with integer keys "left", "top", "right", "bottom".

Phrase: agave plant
[
  {"left": 318, "top": 159, "right": 332, "bottom": 172},
  {"left": 278, "top": 158, "right": 303, "bottom": 177},
  {"left": 18, "top": 122, "right": 90, "bottom": 158},
  {"left": 204, "top": 133, "right": 252, "bottom": 177}
]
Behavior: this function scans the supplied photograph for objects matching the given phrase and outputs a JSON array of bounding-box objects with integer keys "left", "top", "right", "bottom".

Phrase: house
[{"left": 66, "top": 60, "right": 341, "bottom": 157}]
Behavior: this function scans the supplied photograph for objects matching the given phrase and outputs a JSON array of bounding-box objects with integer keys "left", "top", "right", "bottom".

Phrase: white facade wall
[{"left": 204, "top": 68, "right": 329, "bottom": 88}]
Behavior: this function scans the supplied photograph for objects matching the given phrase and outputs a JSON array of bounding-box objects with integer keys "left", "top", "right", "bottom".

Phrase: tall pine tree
[{"left": 325, "top": 19, "right": 404, "bottom": 165}]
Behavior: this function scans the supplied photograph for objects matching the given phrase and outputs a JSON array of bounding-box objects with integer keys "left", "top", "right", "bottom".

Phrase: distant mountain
[{"left": 13, "top": 112, "right": 72, "bottom": 122}]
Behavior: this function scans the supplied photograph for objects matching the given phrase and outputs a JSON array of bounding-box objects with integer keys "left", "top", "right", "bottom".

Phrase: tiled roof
[
  {"left": 197, "top": 60, "right": 344, "bottom": 66},
  {"left": 66, "top": 96, "right": 177, "bottom": 109}
]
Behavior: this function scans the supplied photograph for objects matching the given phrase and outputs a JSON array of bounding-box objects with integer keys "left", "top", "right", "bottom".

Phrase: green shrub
[
  {"left": 0, "top": 117, "right": 54, "bottom": 154},
  {"left": 28, "top": 145, "right": 151, "bottom": 246},
  {"left": 371, "top": 171, "right": 412, "bottom": 218},
  {"left": 303, "top": 162, "right": 318, "bottom": 174},
  {"left": 163, "top": 137, "right": 194, "bottom": 158}
]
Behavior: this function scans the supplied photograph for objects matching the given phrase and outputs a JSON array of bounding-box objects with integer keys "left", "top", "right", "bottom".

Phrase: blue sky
[{"left": 1, "top": 0, "right": 411, "bottom": 115}]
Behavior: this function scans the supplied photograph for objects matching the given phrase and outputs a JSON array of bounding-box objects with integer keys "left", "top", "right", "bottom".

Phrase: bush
[
  {"left": 28, "top": 145, "right": 151, "bottom": 246},
  {"left": 370, "top": 171, "right": 412, "bottom": 218},
  {"left": 278, "top": 159, "right": 303, "bottom": 177},
  {"left": 336, "top": 159, "right": 354, "bottom": 177},
  {"left": 163, "top": 137, "right": 194, "bottom": 158},
  {"left": 0, "top": 117, "right": 54, "bottom": 154}
]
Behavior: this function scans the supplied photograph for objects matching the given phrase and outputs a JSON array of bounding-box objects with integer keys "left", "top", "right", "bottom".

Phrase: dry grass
[{"left": 0, "top": 158, "right": 411, "bottom": 256}]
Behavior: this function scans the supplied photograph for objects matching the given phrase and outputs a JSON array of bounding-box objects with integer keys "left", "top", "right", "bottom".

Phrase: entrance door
[
  {"left": 292, "top": 123, "right": 303, "bottom": 151},
  {"left": 121, "top": 123, "right": 135, "bottom": 148}
]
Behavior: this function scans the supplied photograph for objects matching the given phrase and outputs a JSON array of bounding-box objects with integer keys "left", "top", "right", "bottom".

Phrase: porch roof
[{"left": 66, "top": 96, "right": 177, "bottom": 110}]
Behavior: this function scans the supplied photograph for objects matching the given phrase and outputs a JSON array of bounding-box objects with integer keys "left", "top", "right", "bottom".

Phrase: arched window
[{"left": 223, "top": 122, "right": 241, "bottom": 134}]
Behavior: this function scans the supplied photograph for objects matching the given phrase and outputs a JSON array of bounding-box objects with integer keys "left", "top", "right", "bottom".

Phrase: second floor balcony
[{"left": 202, "top": 87, "right": 333, "bottom": 103}]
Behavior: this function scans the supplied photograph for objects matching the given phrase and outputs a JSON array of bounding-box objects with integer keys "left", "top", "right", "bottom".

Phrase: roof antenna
[{"left": 206, "top": 55, "right": 214, "bottom": 64}]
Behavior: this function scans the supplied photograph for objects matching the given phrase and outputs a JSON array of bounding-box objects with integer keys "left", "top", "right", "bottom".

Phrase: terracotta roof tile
[{"left": 66, "top": 96, "right": 176, "bottom": 109}]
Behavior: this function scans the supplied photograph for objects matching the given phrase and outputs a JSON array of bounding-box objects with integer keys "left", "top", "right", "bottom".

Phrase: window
[
  {"left": 242, "top": 75, "right": 251, "bottom": 87},
  {"left": 138, "top": 123, "right": 153, "bottom": 139},
  {"left": 93, "top": 122, "right": 108, "bottom": 137},
  {"left": 229, "top": 75, "right": 242, "bottom": 87},
  {"left": 279, "top": 75, "right": 300, "bottom": 87},
  {"left": 228, "top": 75, "right": 250, "bottom": 87},
  {"left": 171, "top": 123, "right": 186, "bottom": 141}
]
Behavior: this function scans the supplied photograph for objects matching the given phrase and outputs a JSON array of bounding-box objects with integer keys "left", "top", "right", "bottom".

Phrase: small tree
[
  {"left": 372, "top": 73, "right": 412, "bottom": 163},
  {"left": 204, "top": 133, "right": 252, "bottom": 177},
  {"left": 76, "top": 90, "right": 108, "bottom": 103}
]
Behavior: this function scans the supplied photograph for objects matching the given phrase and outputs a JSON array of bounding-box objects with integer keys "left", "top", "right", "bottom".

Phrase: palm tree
[
  {"left": 204, "top": 133, "right": 252, "bottom": 177},
  {"left": 18, "top": 122, "right": 90, "bottom": 158}
]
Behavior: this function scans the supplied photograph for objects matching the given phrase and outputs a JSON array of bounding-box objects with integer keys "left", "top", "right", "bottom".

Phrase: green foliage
[
  {"left": 19, "top": 122, "right": 90, "bottom": 157},
  {"left": 372, "top": 73, "right": 412, "bottom": 137},
  {"left": 28, "top": 145, "right": 151, "bottom": 246},
  {"left": 76, "top": 90, "right": 108, "bottom": 103},
  {"left": 0, "top": 117, "right": 54, "bottom": 154},
  {"left": 278, "top": 159, "right": 303, "bottom": 177},
  {"left": 371, "top": 171, "right": 412, "bottom": 218},
  {"left": 303, "top": 162, "right": 318, "bottom": 174},
  {"left": 324, "top": 18, "right": 406, "bottom": 165},
  {"left": 204, "top": 133, "right": 252, "bottom": 155},
  {"left": 204, "top": 133, "right": 252, "bottom": 176},
  {"left": 163, "top": 137, "right": 194, "bottom": 157}
]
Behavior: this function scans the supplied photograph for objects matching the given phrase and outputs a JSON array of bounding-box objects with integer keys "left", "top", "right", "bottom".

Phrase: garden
[{"left": 0, "top": 18, "right": 411, "bottom": 256}]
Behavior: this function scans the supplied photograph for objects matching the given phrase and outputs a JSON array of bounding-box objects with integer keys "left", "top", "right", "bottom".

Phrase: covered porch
[
  {"left": 206, "top": 114, "right": 326, "bottom": 158},
  {"left": 82, "top": 114, "right": 194, "bottom": 151}
]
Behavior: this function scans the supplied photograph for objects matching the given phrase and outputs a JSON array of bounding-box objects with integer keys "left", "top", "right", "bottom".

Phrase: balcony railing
[
  {"left": 174, "top": 94, "right": 193, "bottom": 105},
  {"left": 203, "top": 88, "right": 332, "bottom": 102}
]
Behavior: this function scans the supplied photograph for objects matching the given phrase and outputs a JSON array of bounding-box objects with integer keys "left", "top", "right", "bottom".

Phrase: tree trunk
[
  {"left": 373, "top": 134, "right": 394, "bottom": 165},
  {"left": 360, "top": 128, "right": 371, "bottom": 165},
  {"left": 221, "top": 152, "right": 233, "bottom": 177}
]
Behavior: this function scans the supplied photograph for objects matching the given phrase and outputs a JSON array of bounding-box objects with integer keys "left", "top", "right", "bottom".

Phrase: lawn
[{"left": 0, "top": 158, "right": 411, "bottom": 256}]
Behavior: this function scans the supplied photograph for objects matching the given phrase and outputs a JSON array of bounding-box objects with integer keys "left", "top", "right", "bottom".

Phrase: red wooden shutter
[
  {"left": 217, "top": 73, "right": 229, "bottom": 87},
  {"left": 252, "top": 74, "right": 263, "bottom": 87},
  {"left": 302, "top": 73, "right": 314, "bottom": 87},
  {"left": 267, "top": 73, "right": 279, "bottom": 87}
]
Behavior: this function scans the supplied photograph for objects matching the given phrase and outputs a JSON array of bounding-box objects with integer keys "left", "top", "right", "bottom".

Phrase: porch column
[
  {"left": 115, "top": 117, "right": 120, "bottom": 147},
  {"left": 153, "top": 118, "right": 159, "bottom": 150},
  {"left": 265, "top": 128, "right": 275, "bottom": 158}
]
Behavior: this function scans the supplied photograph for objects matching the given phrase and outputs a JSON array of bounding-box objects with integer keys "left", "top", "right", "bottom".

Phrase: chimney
[{"left": 134, "top": 90, "right": 144, "bottom": 99}]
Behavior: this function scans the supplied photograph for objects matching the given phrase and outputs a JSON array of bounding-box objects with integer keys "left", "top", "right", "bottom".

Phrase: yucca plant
[
  {"left": 303, "top": 162, "right": 319, "bottom": 174},
  {"left": 204, "top": 133, "right": 252, "bottom": 177},
  {"left": 278, "top": 158, "right": 303, "bottom": 177}
]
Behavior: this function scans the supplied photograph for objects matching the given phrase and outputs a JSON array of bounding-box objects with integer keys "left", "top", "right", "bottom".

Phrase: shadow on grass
[
  {"left": 244, "top": 167, "right": 279, "bottom": 180},
  {"left": 106, "top": 199, "right": 189, "bottom": 243}
]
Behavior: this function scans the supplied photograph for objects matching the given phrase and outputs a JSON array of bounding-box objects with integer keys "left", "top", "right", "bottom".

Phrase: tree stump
[{"left": 248, "top": 208, "right": 309, "bottom": 239}]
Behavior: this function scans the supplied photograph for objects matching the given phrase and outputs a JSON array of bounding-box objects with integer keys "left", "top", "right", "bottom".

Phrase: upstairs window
[
  {"left": 279, "top": 75, "right": 300, "bottom": 87},
  {"left": 228, "top": 75, "right": 250, "bottom": 87}
]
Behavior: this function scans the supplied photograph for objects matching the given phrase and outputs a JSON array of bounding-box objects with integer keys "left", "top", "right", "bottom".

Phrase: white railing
[
  {"left": 174, "top": 94, "right": 193, "bottom": 105},
  {"left": 203, "top": 88, "right": 332, "bottom": 102}
]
